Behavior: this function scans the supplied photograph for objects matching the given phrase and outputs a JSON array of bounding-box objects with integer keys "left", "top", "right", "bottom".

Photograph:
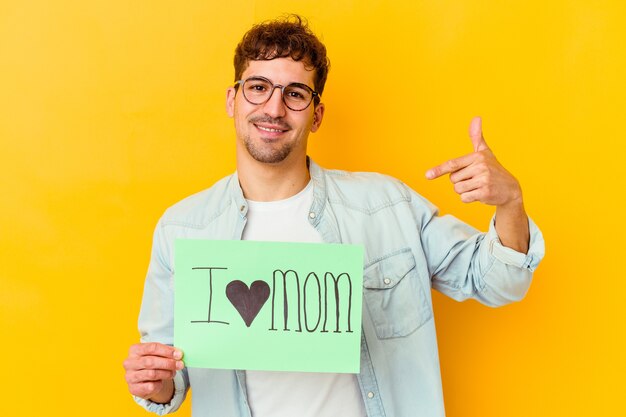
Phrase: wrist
[
  {"left": 148, "top": 378, "right": 175, "bottom": 404},
  {"left": 497, "top": 183, "right": 524, "bottom": 212}
]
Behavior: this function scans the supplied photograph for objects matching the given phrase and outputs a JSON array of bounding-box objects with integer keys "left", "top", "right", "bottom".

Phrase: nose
[{"left": 262, "top": 86, "right": 287, "bottom": 118}]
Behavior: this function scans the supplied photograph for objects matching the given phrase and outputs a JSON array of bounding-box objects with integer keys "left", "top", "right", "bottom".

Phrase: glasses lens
[
  {"left": 241, "top": 78, "right": 315, "bottom": 110},
  {"left": 242, "top": 78, "right": 273, "bottom": 104},
  {"left": 283, "top": 84, "right": 313, "bottom": 111}
]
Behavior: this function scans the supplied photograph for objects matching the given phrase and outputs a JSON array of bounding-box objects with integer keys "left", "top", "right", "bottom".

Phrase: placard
[{"left": 174, "top": 239, "right": 364, "bottom": 373}]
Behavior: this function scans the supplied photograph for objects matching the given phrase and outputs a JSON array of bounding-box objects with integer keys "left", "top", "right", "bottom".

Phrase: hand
[
  {"left": 425, "top": 117, "right": 522, "bottom": 208},
  {"left": 123, "top": 342, "right": 184, "bottom": 403},
  {"left": 426, "top": 117, "right": 530, "bottom": 252}
]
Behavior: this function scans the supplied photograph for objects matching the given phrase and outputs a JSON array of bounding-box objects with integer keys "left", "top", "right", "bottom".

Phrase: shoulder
[{"left": 160, "top": 174, "right": 235, "bottom": 229}]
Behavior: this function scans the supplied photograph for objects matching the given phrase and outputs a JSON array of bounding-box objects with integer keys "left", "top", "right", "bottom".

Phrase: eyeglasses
[{"left": 235, "top": 76, "right": 320, "bottom": 111}]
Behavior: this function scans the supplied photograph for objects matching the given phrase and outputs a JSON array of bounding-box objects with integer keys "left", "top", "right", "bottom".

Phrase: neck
[{"left": 237, "top": 153, "right": 310, "bottom": 202}]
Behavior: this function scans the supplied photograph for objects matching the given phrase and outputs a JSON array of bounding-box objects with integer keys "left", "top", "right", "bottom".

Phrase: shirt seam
[
  {"left": 160, "top": 199, "right": 234, "bottom": 230},
  {"left": 327, "top": 195, "right": 411, "bottom": 215},
  {"left": 364, "top": 247, "right": 412, "bottom": 269}
]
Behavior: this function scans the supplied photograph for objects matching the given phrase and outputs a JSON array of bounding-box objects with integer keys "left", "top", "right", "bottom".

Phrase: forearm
[{"left": 495, "top": 197, "right": 530, "bottom": 254}]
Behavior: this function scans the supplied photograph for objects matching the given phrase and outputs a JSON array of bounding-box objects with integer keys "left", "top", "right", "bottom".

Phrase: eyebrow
[{"left": 247, "top": 75, "right": 314, "bottom": 90}]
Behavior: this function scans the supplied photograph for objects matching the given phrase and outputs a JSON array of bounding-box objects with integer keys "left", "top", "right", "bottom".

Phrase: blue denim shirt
[{"left": 134, "top": 159, "right": 544, "bottom": 417}]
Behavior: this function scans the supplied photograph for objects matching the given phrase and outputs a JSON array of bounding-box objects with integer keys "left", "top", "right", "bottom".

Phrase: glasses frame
[{"left": 235, "top": 76, "right": 320, "bottom": 111}]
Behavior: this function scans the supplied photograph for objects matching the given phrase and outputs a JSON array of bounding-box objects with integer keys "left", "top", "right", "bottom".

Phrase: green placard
[{"left": 174, "top": 239, "right": 364, "bottom": 373}]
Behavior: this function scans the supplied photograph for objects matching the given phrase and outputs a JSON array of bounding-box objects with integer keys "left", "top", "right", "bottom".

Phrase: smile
[{"left": 255, "top": 124, "right": 288, "bottom": 133}]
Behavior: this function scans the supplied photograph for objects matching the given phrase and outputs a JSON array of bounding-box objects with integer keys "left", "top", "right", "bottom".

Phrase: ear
[
  {"left": 226, "top": 86, "right": 236, "bottom": 117},
  {"left": 310, "top": 102, "right": 325, "bottom": 133}
]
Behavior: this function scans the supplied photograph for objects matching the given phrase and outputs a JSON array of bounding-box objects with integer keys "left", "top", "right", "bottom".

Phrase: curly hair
[{"left": 234, "top": 15, "right": 330, "bottom": 103}]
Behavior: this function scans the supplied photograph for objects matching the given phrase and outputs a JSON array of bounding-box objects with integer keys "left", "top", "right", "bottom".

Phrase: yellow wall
[{"left": 1, "top": 1, "right": 624, "bottom": 415}]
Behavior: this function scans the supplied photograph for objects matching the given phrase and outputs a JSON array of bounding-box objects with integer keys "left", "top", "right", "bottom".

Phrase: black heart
[{"left": 225, "top": 280, "right": 270, "bottom": 327}]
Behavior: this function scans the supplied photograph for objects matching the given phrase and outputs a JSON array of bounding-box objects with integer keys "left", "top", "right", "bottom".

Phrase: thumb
[{"left": 469, "top": 116, "right": 489, "bottom": 152}]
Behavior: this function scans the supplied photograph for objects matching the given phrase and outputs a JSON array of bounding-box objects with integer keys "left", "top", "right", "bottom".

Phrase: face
[{"left": 226, "top": 58, "right": 325, "bottom": 166}]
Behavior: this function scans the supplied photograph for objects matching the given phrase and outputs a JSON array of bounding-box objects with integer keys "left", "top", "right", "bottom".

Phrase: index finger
[
  {"left": 425, "top": 152, "right": 477, "bottom": 180},
  {"left": 129, "top": 343, "right": 183, "bottom": 360}
]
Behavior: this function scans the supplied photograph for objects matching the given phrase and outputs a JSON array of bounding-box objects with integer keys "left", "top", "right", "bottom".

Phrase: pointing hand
[{"left": 425, "top": 117, "right": 522, "bottom": 207}]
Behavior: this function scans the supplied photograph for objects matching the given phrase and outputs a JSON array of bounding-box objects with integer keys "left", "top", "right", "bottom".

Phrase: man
[{"left": 123, "top": 15, "right": 544, "bottom": 417}]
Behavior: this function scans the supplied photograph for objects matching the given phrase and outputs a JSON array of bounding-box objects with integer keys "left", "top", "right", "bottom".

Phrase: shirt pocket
[{"left": 363, "top": 248, "right": 432, "bottom": 339}]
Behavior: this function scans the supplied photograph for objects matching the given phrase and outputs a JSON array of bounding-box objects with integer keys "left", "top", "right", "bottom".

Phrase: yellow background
[{"left": 1, "top": 0, "right": 624, "bottom": 416}]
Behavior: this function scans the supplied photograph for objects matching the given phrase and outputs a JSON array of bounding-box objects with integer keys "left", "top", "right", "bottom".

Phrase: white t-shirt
[{"left": 242, "top": 181, "right": 366, "bottom": 417}]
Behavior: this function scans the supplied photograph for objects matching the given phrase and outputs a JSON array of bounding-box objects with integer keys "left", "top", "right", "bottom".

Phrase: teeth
[{"left": 257, "top": 125, "right": 284, "bottom": 133}]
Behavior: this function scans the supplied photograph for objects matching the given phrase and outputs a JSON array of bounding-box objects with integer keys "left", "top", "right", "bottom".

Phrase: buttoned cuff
[
  {"left": 133, "top": 370, "right": 187, "bottom": 415},
  {"left": 485, "top": 215, "right": 545, "bottom": 272}
]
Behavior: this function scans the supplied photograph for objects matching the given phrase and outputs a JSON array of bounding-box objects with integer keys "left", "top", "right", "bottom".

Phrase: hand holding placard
[{"left": 123, "top": 343, "right": 184, "bottom": 403}]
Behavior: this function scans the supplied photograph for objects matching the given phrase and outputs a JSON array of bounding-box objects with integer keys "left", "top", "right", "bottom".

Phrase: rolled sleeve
[
  {"left": 424, "top": 200, "right": 545, "bottom": 306},
  {"left": 481, "top": 215, "right": 545, "bottom": 272},
  {"left": 472, "top": 215, "right": 545, "bottom": 306}
]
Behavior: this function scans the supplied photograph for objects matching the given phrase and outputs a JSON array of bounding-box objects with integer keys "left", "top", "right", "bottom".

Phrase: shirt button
[
  {"left": 367, "top": 392, "right": 375, "bottom": 399},
  {"left": 240, "top": 205, "right": 245, "bottom": 212},
  {"left": 309, "top": 212, "right": 316, "bottom": 219},
  {"left": 383, "top": 278, "right": 391, "bottom": 285}
]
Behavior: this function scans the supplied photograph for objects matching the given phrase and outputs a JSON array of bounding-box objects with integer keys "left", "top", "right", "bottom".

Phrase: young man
[{"left": 123, "top": 15, "right": 544, "bottom": 417}]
